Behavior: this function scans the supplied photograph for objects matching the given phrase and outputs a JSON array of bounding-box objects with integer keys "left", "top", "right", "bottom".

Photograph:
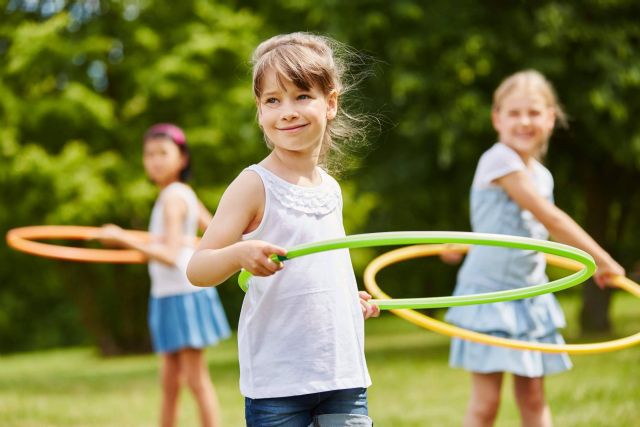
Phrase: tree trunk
[
  {"left": 579, "top": 171, "right": 612, "bottom": 332},
  {"left": 580, "top": 280, "right": 612, "bottom": 332}
]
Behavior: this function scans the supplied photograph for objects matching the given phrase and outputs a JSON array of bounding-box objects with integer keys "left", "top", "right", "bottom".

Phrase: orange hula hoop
[{"left": 6, "top": 225, "right": 152, "bottom": 263}]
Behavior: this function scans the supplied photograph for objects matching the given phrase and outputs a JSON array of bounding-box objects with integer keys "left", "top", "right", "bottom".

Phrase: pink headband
[{"left": 144, "top": 123, "right": 187, "bottom": 146}]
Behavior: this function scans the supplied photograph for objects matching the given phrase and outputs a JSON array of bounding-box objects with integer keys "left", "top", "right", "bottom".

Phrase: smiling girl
[
  {"left": 187, "top": 33, "right": 379, "bottom": 427},
  {"left": 101, "top": 123, "right": 230, "bottom": 427},
  {"left": 444, "top": 70, "right": 624, "bottom": 427}
]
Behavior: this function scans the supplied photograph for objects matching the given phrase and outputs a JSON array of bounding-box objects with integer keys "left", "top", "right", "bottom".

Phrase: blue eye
[{"left": 298, "top": 94, "right": 311, "bottom": 100}]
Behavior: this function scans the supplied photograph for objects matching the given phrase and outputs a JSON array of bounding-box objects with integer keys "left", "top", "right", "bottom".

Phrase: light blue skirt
[
  {"left": 449, "top": 331, "right": 572, "bottom": 377},
  {"left": 149, "top": 287, "right": 231, "bottom": 354},
  {"left": 446, "top": 294, "right": 572, "bottom": 377}
]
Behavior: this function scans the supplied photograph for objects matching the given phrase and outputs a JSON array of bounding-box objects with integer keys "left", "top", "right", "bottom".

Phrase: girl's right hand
[
  {"left": 438, "top": 244, "right": 466, "bottom": 265},
  {"left": 594, "top": 257, "right": 625, "bottom": 289},
  {"left": 439, "top": 251, "right": 464, "bottom": 265},
  {"left": 236, "top": 240, "right": 287, "bottom": 277}
]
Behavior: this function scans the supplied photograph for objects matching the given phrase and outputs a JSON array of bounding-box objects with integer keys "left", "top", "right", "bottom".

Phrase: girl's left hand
[
  {"left": 594, "top": 257, "right": 625, "bottom": 289},
  {"left": 359, "top": 291, "right": 380, "bottom": 320},
  {"left": 99, "top": 224, "right": 128, "bottom": 246}
]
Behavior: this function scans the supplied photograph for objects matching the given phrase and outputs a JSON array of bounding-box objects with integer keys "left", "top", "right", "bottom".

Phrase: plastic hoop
[
  {"left": 238, "top": 231, "right": 596, "bottom": 309},
  {"left": 364, "top": 244, "right": 640, "bottom": 354},
  {"left": 6, "top": 225, "right": 151, "bottom": 263}
]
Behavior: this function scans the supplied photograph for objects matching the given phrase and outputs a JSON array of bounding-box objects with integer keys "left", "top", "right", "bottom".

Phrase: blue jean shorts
[{"left": 245, "top": 387, "right": 372, "bottom": 427}]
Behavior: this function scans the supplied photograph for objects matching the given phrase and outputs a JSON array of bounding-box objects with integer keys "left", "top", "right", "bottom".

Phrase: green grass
[{"left": 1, "top": 292, "right": 638, "bottom": 426}]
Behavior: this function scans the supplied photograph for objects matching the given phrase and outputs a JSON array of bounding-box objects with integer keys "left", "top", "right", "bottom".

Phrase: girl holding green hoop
[
  {"left": 187, "top": 33, "right": 379, "bottom": 427},
  {"left": 444, "top": 70, "right": 624, "bottom": 427}
]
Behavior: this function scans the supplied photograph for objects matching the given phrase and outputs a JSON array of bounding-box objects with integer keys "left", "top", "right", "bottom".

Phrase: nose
[
  {"left": 280, "top": 101, "right": 299, "bottom": 121},
  {"left": 519, "top": 114, "right": 531, "bottom": 126}
]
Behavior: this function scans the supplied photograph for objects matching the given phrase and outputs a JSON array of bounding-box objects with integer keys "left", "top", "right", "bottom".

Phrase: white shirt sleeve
[{"left": 472, "top": 143, "right": 527, "bottom": 189}]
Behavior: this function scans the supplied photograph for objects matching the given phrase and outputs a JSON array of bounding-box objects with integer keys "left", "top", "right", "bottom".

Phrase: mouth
[
  {"left": 514, "top": 131, "right": 536, "bottom": 139},
  {"left": 277, "top": 123, "right": 309, "bottom": 132}
]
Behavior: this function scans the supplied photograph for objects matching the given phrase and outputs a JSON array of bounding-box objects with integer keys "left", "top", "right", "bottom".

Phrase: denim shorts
[{"left": 245, "top": 387, "right": 372, "bottom": 427}]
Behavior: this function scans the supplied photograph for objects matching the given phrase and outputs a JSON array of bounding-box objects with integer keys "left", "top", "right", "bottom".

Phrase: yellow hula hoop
[{"left": 363, "top": 244, "right": 640, "bottom": 354}]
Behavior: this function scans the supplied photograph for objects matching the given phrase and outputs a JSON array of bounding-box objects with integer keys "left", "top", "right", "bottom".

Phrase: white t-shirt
[
  {"left": 148, "top": 182, "right": 201, "bottom": 298},
  {"left": 238, "top": 164, "right": 371, "bottom": 399}
]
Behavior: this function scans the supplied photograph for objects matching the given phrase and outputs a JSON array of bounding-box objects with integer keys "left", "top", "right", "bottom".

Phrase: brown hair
[
  {"left": 251, "top": 32, "right": 370, "bottom": 173},
  {"left": 493, "top": 70, "right": 567, "bottom": 158}
]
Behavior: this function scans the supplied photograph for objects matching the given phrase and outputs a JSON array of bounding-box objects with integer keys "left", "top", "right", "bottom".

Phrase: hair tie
[{"left": 144, "top": 123, "right": 187, "bottom": 146}]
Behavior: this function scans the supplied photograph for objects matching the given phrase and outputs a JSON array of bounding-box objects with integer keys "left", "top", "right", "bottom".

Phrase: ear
[
  {"left": 326, "top": 90, "right": 338, "bottom": 120},
  {"left": 546, "top": 107, "right": 557, "bottom": 131},
  {"left": 491, "top": 108, "right": 501, "bottom": 133},
  {"left": 181, "top": 152, "right": 190, "bottom": 170}
]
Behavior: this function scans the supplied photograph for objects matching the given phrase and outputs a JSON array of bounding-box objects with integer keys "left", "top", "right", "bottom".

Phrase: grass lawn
[{"left": 1, "top": 291, "right": 638, "bottom": 426}]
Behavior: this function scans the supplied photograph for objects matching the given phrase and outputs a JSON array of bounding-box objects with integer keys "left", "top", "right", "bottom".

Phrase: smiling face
[
  {"left": 256, "top": 67, "right": 337, "bottom": 158},
  {"left": 142, "top": 137, "right": 186, "bottom": 186},
  {"left": 492, "top": 88, "right": 556, "bottom": 160}
]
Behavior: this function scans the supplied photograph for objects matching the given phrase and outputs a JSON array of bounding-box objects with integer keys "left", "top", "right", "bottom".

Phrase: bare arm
[
  {"left": 196, "top": 198, "right": 213, "bottom": 233},
  {"left": 187, "top": 171, "right": 286, "bottom": 287},
  {"left": 496, "top": 171, "right": 625, "bottom": 286},
  {"left": 101, "top": 191, "right": 188, "bottom": 266}
]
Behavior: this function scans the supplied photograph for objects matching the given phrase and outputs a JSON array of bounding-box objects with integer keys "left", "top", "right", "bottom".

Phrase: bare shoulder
[
  {"left": 161, "top": 187, "right": 188, "bottom": 213},
  {"left": 198, "top": 169, "right": 265, "bottom": 247},
  {"left": 212, "top": 169, "right": 266, "bottom": 224},
  {"left": 223, "top": 169, "right": 264, "bottom": 203}
]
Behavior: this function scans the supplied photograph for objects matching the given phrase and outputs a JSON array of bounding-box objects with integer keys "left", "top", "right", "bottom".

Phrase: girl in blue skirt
[
  {"left": 444, "top": 70, "right": 624, "bottom": 427},
  {"left": 101, "top": 123, "right": 230, "bottom": 427}
]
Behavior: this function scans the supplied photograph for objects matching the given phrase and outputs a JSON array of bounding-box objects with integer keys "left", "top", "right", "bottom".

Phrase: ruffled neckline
[{"left": 251, "top": 164, "right": 340, "bottom": 215}]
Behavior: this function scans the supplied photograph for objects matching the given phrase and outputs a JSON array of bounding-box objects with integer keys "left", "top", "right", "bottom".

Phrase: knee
[
  {"left": 185, "top": 370, "right": 211, "bottom": 393},
  {"left": 469, "top": 396, "right": 500, "bottom": 423},
  {"left": 161, "top": 374, "right": 181, "bottom": 396},
  {"left": 161, "top": 368, "right": 181, "bottom": 388},
  {"left": 517, "top": 393, "right": 547, "bottom": 415}
]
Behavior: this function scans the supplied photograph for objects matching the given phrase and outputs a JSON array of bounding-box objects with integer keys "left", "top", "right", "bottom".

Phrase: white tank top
[
  {"left": 239, "top": 164, "right": 371, "bottom": 399},
  {"left": 148, "top": 182, "right": 200, "bottom": 298}
]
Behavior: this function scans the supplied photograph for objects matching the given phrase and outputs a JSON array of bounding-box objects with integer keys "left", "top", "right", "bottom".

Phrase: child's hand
[
  {"left": 236, "top": 240, "right": 287, "bottom": 277},
  {"left": 439, "top": 244, "right": 465, "bottom": 265},
  {"left": 359, "top": 291, "right": 380, "bottom": 320},
  {"left": 439, "top": 251, "right": 464, "bottom": 265},
  {"left": 99, "top": 224, "right": 128, "bottom": 246},
  {"left": 594, "top": 257, "right": 625, "bottom": 289}
]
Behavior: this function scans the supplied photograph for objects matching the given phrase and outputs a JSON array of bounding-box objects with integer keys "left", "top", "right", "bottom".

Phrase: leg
[
  {"left": 513, "top": 375, "right": 552, "bottom": 427},
  {"left": 179, "top": 348, "right": 220, "bottom": 427},
  {"left": 464, "top": 372, "right": 503, "bottom": 427},
  {"left": 160, "top": 352, "right": 182, "bottom": 427}
]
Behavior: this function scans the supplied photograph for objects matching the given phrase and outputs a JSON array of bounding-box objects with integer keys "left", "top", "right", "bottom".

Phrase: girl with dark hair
[{"left": 101, "top": 123, "right": 230, "bottom": 427}]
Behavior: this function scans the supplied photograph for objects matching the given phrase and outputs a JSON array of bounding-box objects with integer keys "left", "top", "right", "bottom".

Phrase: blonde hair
[
  {"left": 493, "top": 70, "right": 567, "bottom": 158},
  {"left": 251, "top": 32, "right": 370, "bottom": 173}
]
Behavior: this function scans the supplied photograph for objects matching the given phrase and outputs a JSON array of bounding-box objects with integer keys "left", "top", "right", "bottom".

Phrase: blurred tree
[
  {"left": 1, "top": 0, "right": 639, "bottom": 354},
  {"left": 0, "top": 0, "right": 268, "bottom": 354}
]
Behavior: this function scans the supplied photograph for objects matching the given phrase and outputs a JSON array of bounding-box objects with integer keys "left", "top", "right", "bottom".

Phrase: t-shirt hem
[{"left": 241, "top": 378, "right": 372, "bottom": 399}]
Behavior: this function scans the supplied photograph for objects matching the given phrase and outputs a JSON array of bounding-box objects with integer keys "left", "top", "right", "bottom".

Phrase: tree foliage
[{"left": 1, "top": 0, "right": 639, "bottom": 353}]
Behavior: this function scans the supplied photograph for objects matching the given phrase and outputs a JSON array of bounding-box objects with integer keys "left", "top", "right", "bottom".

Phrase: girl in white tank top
[
  {"left": 101, "top": 123, "right": 230, "bottom": 427},
  {"left": 188, "top": 33, "right": 379, "bottom": 427}
]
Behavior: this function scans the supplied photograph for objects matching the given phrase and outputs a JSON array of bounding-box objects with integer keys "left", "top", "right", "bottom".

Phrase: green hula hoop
[{"left": 237, "top": 231, "right": 596, "bottom": 309}]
